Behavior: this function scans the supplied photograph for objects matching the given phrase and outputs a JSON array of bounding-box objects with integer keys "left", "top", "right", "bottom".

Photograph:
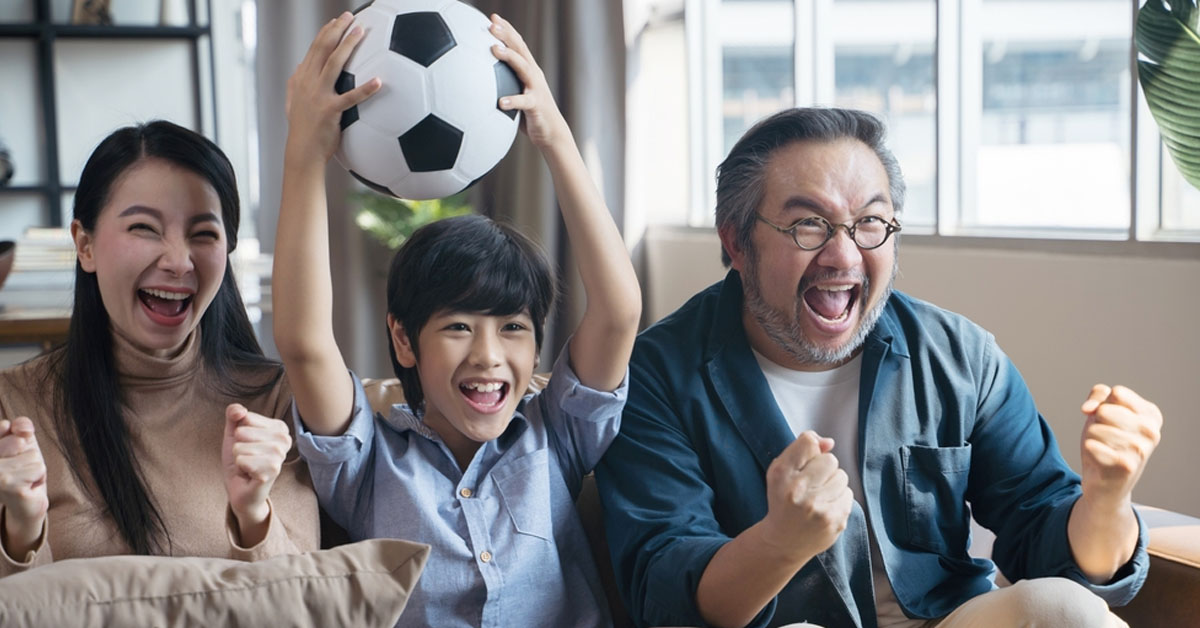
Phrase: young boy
[{"left": 273, "top": 12, "right": 641, "bottom": 627}]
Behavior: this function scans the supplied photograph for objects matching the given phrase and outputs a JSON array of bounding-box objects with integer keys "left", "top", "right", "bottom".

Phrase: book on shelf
[{"left": 12, "top": 227, "right": 75, "bottom": 272}]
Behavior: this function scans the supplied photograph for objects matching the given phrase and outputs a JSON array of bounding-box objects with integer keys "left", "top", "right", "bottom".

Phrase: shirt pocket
[
  {"left": 492, "top": 449, "right": 553, "bottom": 542},
  {"left": 900, "top": 444, "right": 972, "bottom": 556}
]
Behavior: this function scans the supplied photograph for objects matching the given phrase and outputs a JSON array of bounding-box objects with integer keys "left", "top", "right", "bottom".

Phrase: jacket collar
[
  {"left": 703, "top": 270, "right": 796, "bottom": 473},
  {"left": 703, "top": 269, "right": 884, "bottom": 627}
]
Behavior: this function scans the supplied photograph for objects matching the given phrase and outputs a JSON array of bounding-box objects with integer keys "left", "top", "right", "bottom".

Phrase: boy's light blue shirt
[{"left": 294, "top": 343, "right": 625, "bottom": 628}]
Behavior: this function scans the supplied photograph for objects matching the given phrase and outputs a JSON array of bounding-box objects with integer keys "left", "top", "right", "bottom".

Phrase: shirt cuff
[
  {"left": 225, "top": 499, "right": 284, "bottom": 561},
  {"left": 1069, "top": 507, "right": 1151, "bottom": 607},
  {"left": 292, "top": 373, "right": 376, "bottom": 464},
  {"left": 546, "top": 341, "right": 630, "bottom": 422},
  {"left": 0, "top": 506, "right": 49, "bottom": 572}
]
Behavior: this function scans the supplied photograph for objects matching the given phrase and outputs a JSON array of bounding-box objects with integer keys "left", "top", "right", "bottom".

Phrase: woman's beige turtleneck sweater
[{"left": 0, "top": 330, "right": 319, "bottom": 575}]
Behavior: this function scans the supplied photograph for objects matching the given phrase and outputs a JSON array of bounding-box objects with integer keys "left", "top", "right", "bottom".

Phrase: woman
[{"left": 0, "top": 121, "right": 318, "bottom": 573}]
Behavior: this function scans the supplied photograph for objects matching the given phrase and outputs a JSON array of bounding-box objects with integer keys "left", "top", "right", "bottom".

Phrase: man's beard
[{"left": 742, "top": 255, "right": 897, "bottom": 367}]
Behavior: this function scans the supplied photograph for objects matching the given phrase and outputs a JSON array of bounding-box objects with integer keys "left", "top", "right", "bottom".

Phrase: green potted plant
[
  {"left": 351, "top": 190, "right": 474, "bottom": 251},
  {"left": 1136, "top": 0, "right": 1200, "bottom": 189}
]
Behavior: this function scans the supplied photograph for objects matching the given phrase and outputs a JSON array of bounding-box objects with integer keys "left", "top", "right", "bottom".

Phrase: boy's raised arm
[
  {"left": 489, "top": 15, "right": 641, "bottom": 392},
  {"left": 274, "top": 13, "right": 381, "bottom": 436}
]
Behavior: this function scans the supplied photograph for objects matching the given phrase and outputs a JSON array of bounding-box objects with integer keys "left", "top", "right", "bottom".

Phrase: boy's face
[{"left": 392, "top": 309, "right": 538, "bottom": 455}]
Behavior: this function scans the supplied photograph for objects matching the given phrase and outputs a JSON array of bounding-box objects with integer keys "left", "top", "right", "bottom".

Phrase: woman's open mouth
[
  {"left": 138, "top": 288, "right": 193, "bottom": 326},
  {"left": 459, "top": 380, "right": 510, "bottom": 414}
]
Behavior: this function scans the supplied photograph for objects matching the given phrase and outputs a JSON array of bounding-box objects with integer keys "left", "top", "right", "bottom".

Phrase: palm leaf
[{"left": 1137, "top": 0, "right": 1200, "bottom": 189}]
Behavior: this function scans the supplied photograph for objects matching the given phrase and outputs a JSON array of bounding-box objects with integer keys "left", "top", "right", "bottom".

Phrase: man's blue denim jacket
[{"left": 596, "top": 270, "right": 1147, "bottom": 628}]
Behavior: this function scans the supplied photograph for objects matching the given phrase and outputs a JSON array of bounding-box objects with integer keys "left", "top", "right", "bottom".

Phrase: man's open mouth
[{"left": 802, "top": 284, "right": 860, "bottom": 323}]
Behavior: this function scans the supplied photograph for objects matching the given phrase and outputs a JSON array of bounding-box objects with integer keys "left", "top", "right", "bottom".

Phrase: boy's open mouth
[
  {"left": 138, "top": 288, "right": 193, "bottom": 324},
  {"left": 460, "top": 380, "right": 509, "bottom": 413}
]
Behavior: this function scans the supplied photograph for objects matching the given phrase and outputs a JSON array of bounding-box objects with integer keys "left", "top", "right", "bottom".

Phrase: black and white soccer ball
[{"left": 335, "top": 0, "right": 524, "bottom": 200}]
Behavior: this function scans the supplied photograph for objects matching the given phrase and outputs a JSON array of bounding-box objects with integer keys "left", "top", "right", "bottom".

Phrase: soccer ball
[{"left": 334, "top": 0, "right": 524, "bottom": 200}]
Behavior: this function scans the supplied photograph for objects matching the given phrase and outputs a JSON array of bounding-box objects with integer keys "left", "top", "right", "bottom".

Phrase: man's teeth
[
  {"left": 816, "top": 285, "right": 855, "bottom": 293},
  {"left": 141, "top": 288, "right": 189, "bottom": 300},
  {"left": 463, "top": 382, "right": 503, "bottom": 392}
]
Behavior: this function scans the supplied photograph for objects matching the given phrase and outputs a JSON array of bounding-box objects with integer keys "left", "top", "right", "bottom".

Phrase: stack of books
[{"left": 2, "top": 227, "right": 75, "bottom": 308}]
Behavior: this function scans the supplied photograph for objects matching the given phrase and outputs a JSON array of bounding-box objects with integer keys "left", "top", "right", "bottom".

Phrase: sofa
[{"left": 362, "top": 376, "right": 1200, "bottom": 628}]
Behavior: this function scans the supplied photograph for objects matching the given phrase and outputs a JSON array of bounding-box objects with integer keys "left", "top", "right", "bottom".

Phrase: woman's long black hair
[{"left": 45, "top": 120, "right": 281, "bottom": 555}]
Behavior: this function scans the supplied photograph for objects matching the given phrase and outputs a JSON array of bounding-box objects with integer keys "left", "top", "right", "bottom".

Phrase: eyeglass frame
[{"left": 754, "top": 213, "right": 902, "bottom": 251}]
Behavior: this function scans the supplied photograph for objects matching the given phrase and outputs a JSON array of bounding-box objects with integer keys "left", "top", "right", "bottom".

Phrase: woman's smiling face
[{"left": 72, "top": 157, "right": 229, "bottom": 357}]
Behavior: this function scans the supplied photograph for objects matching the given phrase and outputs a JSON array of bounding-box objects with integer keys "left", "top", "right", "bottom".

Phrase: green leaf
[
  {"left": 1137, "top": 0, "right": 1200, "bottom": 190},
  {"left": 350, "top": 190, "right": 474, "bottom": 250}
]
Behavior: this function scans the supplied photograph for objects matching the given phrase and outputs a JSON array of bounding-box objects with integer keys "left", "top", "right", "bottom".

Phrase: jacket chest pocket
[
  {"left": 901, "top": 444, "right": 972, "bottom": 556},
  {"left": 492, "top": 449, "right": 553, "bottom": 541}
]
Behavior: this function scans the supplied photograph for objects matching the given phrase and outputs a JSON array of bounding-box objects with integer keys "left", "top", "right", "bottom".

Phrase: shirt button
[
  {"left": 480, "top": 551, "right": 492, "bottom": 563},
  {"left": 459, "top": 487, "right": 472, "bottom": 498}
]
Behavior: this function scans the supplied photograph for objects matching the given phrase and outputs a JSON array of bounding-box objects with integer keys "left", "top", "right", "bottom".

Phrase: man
[{"left": 596, "top": 108, "right": 1159, "bottom": 628}]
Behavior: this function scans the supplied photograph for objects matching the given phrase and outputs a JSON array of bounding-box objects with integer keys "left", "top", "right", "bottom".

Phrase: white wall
[{"left": 642, "top": 226, "right": 1200, "bottom": 517}]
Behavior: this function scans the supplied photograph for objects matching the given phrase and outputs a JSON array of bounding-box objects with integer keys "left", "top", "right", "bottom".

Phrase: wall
[{"left": 642, "top": 226, "right": 1200, "bottom": 517}]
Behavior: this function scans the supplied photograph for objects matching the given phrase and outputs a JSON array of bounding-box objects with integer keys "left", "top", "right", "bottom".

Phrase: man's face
[{"left": 721, "top": 138, "right": 898, "bottom": 370}]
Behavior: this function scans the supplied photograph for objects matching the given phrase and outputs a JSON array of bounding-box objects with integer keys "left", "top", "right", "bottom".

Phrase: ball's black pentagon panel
[
  {"left": 349, "top": 169, "right": 393, "bottom": 196},
  {"left": 390, "top": 12, "right": 456, "bottom": 68},
  {"left": 399, "top": 115, "right": 464, "bottom": 172},
  {"left": 493, "top": 60, "right": 523, "bottom": 120},
  {"left": 335, "top": 71, "right": 359, "bottom": 130}
]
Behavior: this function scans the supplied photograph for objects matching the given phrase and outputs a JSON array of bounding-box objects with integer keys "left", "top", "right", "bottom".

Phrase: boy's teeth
[
  {"left": 142, "top": 288, "right": 189, "bottom": 300},
  {"left": 464, "top": 382, "right": 503, "bottom": 392}
]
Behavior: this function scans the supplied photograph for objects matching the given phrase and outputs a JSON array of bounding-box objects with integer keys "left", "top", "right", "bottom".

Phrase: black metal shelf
[
  {"left": 0, "top": 0, "right": 212, "bottom": 228},
  {"left": 0, "top": 185, "right": 76, "bottom": 194}
]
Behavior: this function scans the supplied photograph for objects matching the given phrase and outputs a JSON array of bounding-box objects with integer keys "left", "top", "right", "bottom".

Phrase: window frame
[{"left": 682, "top": 0, "right": 1200, "bottom": 254}]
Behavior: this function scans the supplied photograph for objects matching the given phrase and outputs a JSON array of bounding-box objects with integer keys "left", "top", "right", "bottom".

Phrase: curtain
[{"left": 255, "top": 0, "right": 626, "bottom": 375}]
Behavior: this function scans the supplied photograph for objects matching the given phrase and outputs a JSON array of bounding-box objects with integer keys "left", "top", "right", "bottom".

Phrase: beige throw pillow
[{"left": 0, "top": 538, "right": 429, "bottom": 627}]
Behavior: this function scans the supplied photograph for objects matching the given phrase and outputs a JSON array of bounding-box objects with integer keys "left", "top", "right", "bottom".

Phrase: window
[{"left": 628, "top": 0, "right": 1200, "bottom": 244}]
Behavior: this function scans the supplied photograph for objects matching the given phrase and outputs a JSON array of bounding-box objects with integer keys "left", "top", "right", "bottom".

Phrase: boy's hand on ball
[
  {"left": 286, "top": 12, "right": 381, "bottom": 163},
  {"left": 489, "top": 14, "right": 569, "bottom": 150}
]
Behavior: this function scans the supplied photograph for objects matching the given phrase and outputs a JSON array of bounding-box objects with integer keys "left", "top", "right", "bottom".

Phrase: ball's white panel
[
  {"left": 438, "top": 1, "right": 519, "bottom": 183},
  {"left": 441, "top": 0, "right": 496, "bottom": 52},
  {"left": 455, "top": 107, "right": 520, "bottom": 179},
  {"left": 427, "top": 45, "right": 495, "bottom": 131},
  {"left": 344, "top": 6, "right": 394, "bottom": 73},
  {"left": 398, "top": 169, "right": 472, "bottom": 201},
  {"left": 428, "top": 8, "right": 518, "bottom": 182},
  {"left": 353, "top": 53, "right": 431, "bottom": 136},
  {"left": 373, "top": 0, "right": 454, "bottom": 13},
  {"left": 336, "top": 120, "right": 412, "bottom": 188}
]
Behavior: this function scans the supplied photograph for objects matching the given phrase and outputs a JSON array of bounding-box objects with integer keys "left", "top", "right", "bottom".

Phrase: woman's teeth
[{"left": 141, "top": 288, "right": 189, "bottom": 300}]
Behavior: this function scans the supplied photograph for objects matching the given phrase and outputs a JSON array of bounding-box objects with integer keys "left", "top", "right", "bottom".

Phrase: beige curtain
[{"left": 255, "top": 0, "right": 626, "bottom": 375}]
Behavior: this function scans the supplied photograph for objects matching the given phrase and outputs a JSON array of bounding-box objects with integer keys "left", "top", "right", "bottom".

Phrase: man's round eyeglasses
[{"left": 755, "top": 214, "right": 902, "bottom": 251}]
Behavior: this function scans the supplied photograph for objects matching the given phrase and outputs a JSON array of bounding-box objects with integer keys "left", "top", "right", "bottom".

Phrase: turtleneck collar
[{"left": 113, "top": 327, "right": 204, "bottom": 390}]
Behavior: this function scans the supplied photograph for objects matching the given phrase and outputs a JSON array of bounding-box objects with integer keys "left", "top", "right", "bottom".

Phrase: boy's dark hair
[{"left": 386, "top": 214, "right": 556, "bottom": 411}]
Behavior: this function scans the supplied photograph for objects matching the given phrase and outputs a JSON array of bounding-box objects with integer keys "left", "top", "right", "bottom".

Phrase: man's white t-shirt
[{"left": 753, "top": 350, "right": 924, "bottom": 628}]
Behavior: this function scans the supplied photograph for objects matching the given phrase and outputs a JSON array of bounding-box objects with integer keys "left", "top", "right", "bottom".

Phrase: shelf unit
[{"left": 0, "top": 0, "right": 216, "bottom": 228}]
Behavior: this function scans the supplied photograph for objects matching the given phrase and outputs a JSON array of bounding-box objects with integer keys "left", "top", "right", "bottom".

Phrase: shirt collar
[{"left": 380, "top": 402, "right": 533, "bottom": 447}]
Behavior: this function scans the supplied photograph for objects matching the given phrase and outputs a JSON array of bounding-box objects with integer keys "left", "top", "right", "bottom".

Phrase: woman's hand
[
  {"left": 0, "top": 417, "right": 48, "bottom": 557},
  {"left": 221, "top": 404, "right": 292, "bottom": 547}
]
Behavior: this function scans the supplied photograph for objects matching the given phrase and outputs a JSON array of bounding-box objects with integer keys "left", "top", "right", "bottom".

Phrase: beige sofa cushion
[{"left": 0, "top": 538, "right": 429, "bottom": 627}]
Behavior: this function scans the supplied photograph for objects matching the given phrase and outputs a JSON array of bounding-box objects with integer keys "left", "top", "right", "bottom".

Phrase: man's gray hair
[{"left": 715, "top": 107, "right": 906, "bottom": 267}]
